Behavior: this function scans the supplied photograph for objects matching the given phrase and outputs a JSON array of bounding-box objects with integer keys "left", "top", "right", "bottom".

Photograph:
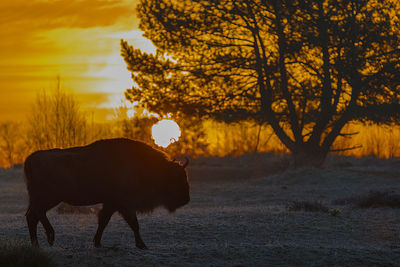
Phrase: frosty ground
[{"left": 1, "top": 155, "right": 400, "bottom": 266}]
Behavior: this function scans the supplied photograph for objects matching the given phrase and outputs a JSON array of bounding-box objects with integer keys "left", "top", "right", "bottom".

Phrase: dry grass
[
  {"left": 1, "top": 119, "right": 400, "bottom": 168},
  {"left": 332, "top": 123, "right": 400, "bottom": 158}
]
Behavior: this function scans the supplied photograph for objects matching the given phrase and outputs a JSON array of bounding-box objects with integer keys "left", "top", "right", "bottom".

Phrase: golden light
[
  {"left": 79, "top": 29, "right": 157, "bottom": 117},
  {"left": 126, "top": 108, "right": 136, "bottom": 119},
  {"left": 152, "top": 119, "right": 181, "bottom": 148}
]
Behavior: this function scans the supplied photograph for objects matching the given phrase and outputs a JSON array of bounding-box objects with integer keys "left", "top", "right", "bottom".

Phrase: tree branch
[{"left": 330, "top": 145, "right": 362, "bottom": 152}]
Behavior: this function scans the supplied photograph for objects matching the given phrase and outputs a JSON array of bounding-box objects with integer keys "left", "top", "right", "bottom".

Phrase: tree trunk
[{"left": 291, "top": 144, "right": 329, "bottom": 168}]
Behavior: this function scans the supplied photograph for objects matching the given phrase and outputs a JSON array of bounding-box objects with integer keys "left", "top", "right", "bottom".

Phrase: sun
[{"left": 152, "top": 119, "right": 181, "bottom": 148}]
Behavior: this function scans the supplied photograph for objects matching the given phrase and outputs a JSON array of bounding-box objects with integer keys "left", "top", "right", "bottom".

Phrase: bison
[{"left": 24, "top": 138, "right": 190, "bottom": 249}]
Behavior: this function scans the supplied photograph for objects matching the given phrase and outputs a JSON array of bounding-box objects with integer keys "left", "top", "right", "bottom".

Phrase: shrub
[{"left": 286, "top": 200, "right": 329, "bottom": 213}]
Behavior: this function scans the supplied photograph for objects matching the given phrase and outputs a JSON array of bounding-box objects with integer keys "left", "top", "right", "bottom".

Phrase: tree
[
  {"left": 27, "top": 79, "right": 88, "bottom": 150},
  {"left": 122, "top": 0, "right": 400, "bottom": 167},
  {"left": 0, "top": 122, "right": 20, "bottom": 168}
]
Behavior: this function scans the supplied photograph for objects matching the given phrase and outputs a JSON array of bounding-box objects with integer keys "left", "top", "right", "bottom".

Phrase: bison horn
[{"left": 182, "top": 157, "right": 189, "bottom": 168}]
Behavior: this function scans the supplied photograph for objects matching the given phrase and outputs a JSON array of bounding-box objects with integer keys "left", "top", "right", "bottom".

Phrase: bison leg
[
  {"left": 38, "top": 213, "right": 55, "bottom": 246},
  {"left": 93, "top": 204, "right": 115, "bottom": 248},
  {"left": 26, "top": 205, "right": 39, "bottom": 247},
  {"left": 26, "top": 203, "right": 56, "bottom": 247},
  {"left": 119, "top": 209, "right": 147, "bottom": 250}
]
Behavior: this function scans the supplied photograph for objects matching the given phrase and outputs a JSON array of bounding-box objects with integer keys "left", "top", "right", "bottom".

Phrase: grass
[
  {"left": 333, "top": 190, "right": 400, "bottom": 208},
  {"left": 286, "top": 200, "right": 329, "bottom": 213},
  {"left": 0, "top": 241, "right": 56, "bottom": 267}
]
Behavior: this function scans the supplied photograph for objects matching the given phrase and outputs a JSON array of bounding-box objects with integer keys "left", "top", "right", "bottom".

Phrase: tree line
[
  {"left": 0, "top": 89, "right": 399, "bottom": 168},
  {"left": 0, "top": 84, "right": 209, "bottom": 168}
]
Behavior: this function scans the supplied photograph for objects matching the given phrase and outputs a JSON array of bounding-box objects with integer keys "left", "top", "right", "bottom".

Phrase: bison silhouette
[{"left": 24, "top": 138, "right": 190, "bottom": 249}]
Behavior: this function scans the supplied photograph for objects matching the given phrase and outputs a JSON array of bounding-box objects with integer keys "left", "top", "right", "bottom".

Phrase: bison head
[{"left": 163, "top": 158, "right": 190, "bottom": 213}]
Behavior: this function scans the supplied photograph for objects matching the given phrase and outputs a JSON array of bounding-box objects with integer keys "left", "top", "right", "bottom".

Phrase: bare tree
[
  {"left": 27, "top": 78, "right": 88, "bottom": 150},
  {"left": 0, "top": 122, "right": 20, "bottom": 168}
]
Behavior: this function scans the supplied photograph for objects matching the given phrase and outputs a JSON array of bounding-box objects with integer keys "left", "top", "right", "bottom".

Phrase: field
[{"left": 1, "top": 154, "right": 400, "bottom": 266}]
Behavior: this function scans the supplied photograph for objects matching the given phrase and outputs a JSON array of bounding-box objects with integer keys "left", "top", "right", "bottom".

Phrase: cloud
[
  {"left": 0, "top": 0, "right": 144, "bottom": 121},
  {"left": 0, "top": 0, "right": 138, "bottom": 30},
  {"left": 0, "top": 0, "right": 140, "bottom": 63}
]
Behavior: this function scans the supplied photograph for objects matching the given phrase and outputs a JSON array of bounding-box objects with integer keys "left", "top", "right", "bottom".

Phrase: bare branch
[{"left": 330, "top": 145, "right": 362, "bottom": 152}]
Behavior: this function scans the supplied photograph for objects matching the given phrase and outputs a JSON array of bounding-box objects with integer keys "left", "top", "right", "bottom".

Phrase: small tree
[
  {"left": 122, "top": 0, "right": 400, "bottom": 167},
  {"left": 27, "top": 80, "right": 88, "bottom": 150},
  {"left": 0, "top": 122, "right": 20, "bottom": 168}
]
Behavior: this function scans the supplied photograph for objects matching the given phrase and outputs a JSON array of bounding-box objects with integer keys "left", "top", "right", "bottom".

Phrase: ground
[{"left": 0, "top": 154, "right": 399, "bottom": 266}]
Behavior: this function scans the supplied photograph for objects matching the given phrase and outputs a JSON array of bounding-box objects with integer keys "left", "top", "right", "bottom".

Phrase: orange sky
[{"left": 0, "top": 0, "right": 156, "bottom": 122}]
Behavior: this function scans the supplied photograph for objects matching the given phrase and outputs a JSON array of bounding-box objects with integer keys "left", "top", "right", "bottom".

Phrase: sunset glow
[
  {"left": 152, "top": 120, "right": 181, "bottom": 148},
  {"left": 0, "top": 0, "right": 157, "bottom": 122}
]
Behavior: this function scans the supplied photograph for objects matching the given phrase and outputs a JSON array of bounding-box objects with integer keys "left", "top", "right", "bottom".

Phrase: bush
[
  {"left": 0, "top": 242, "right": 56, "bottom": 267},
  {"left": 334, "top": 190, "right": 400, "bottom": 208},
  {"left": 286, "top": 200, "right": 329, "bottom": 213}
]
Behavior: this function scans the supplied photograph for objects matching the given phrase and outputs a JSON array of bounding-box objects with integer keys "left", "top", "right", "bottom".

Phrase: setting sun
[{"left": 152, "top": 119, "right": 181, "bottom": 148}]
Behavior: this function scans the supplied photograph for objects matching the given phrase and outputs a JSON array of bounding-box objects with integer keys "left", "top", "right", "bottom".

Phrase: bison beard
[{"left": 23, "top": 138, "right": 190, "bottom": 249}]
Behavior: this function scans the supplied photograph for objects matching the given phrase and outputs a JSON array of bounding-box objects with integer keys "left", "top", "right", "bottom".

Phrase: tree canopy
[{"left": 122, "top": 0, "right": 400, "bottom": 166}]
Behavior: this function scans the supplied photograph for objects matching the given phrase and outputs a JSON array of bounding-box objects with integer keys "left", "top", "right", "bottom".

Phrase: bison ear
[{"left": 182, "top": 157, "right": 189, "bottom": 168}]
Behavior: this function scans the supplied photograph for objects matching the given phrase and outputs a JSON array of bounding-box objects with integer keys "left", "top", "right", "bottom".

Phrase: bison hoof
[
  {"left": 136, "top": 243, "right": 148, "bottom": 250},
  {"left": 94, "top": 242, "right": 102, "bottom": 248},
  {"left": 46, "top": 232, "right": 54, "bottom": 246}
]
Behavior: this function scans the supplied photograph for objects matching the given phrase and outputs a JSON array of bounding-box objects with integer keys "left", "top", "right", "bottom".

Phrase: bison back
[{"left": 24, "top": 139, "right": 171, "bottom": 207}]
